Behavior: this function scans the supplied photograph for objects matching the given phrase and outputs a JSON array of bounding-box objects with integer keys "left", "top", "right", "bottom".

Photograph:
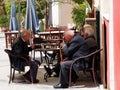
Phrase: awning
[
  {"left": 9, "top": 1, "right": 18, "bottom": 31},
  {"left": 25, "top": 0, "right": 40, "bottom": 34}
]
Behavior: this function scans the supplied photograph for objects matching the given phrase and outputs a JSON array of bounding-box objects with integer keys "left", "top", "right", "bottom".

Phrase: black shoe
[
  {"left": 33, "top": 79, "right": 39, "bottom": 83},
  {"left": 23, "top": 75, "right": 31, "bottom": 83},
  {"left": 23, "top": 74, "right": 39, "bottom": 84},
  {"left": 44, "top": 65, "right": 52, "bottom": 77},
  {"left": 54, "top": 83, "right": 68, "bottom": 88}
]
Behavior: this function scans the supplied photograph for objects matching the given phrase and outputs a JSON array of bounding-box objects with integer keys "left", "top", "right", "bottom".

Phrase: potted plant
[
  {"left": 0, "top": 15, "right": 9, "bottom": 32},
  {"left": 72, "top": 0, "right": 90, "bottom": 29}
]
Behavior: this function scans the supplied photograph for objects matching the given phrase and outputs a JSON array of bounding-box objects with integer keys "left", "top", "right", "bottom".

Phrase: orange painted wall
[{"left": 114, "top": 0, "right": 120, "bottom": 90}]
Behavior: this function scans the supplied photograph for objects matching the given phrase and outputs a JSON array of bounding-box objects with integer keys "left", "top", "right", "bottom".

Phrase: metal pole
[
  {"left": 28, "top": 0, "right": 32, "bottom": 31},
  {"left": 28, "top": 0, "right": 32, "bottom": 45},
  {"left": 18, "top": 0, "right": 21, "bottom": 34}
]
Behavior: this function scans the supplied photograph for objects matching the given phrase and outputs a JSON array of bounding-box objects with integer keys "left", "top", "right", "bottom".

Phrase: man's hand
[
  {"left": 60, "top": 42, "right": 66, "bottom": 48},
  {"left": 28, "top": 56, "right": 32, "bottom": 61},
  {"left": 30, "top": 44, "right": 35, "bottom": 49}
]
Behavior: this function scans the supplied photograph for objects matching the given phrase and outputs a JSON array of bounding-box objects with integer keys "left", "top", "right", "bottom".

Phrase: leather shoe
[
  {"left": 53, "top": 83, "right": 68, "bottom": 88},
  {"left": 23, "top": 75, "right": 39, "bottom": 84},
  {"left": 23, "top": 75, "right": 31, "bottom": 83},
  {"left": 33, "top": 79, "right": 39, "bottom": 83}
]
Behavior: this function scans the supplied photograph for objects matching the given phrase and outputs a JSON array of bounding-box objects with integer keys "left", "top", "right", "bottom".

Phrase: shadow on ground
[{"left": 12, "top": 67, "right": 97, "bottom": 89}]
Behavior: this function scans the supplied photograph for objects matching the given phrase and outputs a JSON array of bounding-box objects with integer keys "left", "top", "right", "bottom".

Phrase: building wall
[
  {"left": 113, "top": 0, "right": 120, "bottom": 90},
  {"left": 94, "top": 0, "right": 114, "bottom": 90},
  {"left": 58, "top": 3, "right": 74, "bottom": 27},
  {"left": 52, "top": 2, "right": 75, "bottom": 27}
]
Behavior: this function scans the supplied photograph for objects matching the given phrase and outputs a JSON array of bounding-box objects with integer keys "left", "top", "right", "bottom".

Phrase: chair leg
[
  {"left": 92, "top": 69, "right": 98, "bottom": 86},
  {"left": 33, "top": 50, "right": 35, "bottom": 60},
  {"left": 9, "top": 68, "right": 12, "bottom": 84},
  {"left": 19, "top": 71, "right": 21, "bottom": 74},
  {"left": 44, "top": 73, "right": 48, "bottom": 82},
  {"left": 40, "top": 51, "right": 43, "bottom": 63},
  {"left": 12, "top": 69, "right": 15, "bottom": 82},
  {"left": 44, "top": 52, "right": 50, "bottom": 67}
]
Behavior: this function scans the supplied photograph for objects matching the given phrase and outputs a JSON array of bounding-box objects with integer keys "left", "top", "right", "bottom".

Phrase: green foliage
[
  {"left": 72, "top": 0, "right": 85, "bottom": 4},
  {"left": 72, "top": 0, "right": 87, "bottom": 29},
  {"left": 5, "top": 0, "right": 11, "bottom": 15},
  {"left": 5, "top": 0, "right": 26, "bottom": 15},
  {"left": 0, "top": 15, "right": 9, "bottom": 27}
]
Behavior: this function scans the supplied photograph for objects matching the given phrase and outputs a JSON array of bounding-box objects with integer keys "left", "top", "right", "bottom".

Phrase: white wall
[
  {"left": 94, "top": 0, "right": 114, "bottom": 89},
  {"left": 52, "top": 2, "right": 75, "bottom": 27},
  {"left": 58, "top": 3, "right": 74, "bottom": 27},
  {"left": 52, "top": 2, "right": 59, "bottom": 27}
]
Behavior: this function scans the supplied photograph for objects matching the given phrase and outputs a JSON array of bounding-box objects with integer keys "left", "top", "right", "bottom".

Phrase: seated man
[
  {"left": 83, "top": 24, "right": 101, "bottom": 83},
  {"left": 53, "top": 30, "right": 89, "bottom": 88},
  {"left": 83, "top": 24, "right": 98, "bottom": 67},
  {"left": 12, "top": 29, "right": 39, "bottom": 83},
  {"left": 83, "top": 24, "right": 98, "bottom": 53}
]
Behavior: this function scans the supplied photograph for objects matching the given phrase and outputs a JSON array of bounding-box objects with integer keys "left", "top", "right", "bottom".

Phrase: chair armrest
[{"left": 71, "top": 49, "right": 103, "bottom": 65}]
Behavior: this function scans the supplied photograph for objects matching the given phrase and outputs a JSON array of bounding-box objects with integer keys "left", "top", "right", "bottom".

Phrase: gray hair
[
  {"left": 84, "top": 28, "right": 94, "bottom": 37},
  {"left": 83, "top": 24, "right": 94, "bottom": 37},
  {"left": 83, "top": 24, "right": 92, "bottom": 29}
]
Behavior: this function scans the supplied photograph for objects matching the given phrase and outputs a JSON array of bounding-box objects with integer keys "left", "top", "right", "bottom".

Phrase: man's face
[
  {"left": 24, "top": 34, "right": 30, "bottom": 42},
  {"left": 64, "top": 30, "right": 74, "bottom": 43},
  {"left": 64, "top": 35, "right": 71, "bottom": 43}
]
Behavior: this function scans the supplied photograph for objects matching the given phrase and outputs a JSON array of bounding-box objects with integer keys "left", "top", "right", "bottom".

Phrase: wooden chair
[
  {"left": 4, "top": 31, "right": 18, "bottom": 48},
  {"left": 4, "top": 49, "right": 33, "bottom": 83},
  {"left": 69, "top": 49, "right": 103, "bottom": 87}
]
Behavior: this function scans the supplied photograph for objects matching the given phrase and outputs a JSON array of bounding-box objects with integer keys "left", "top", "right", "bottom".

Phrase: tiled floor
[{"left": 0, "top": 32, "right": 106, "bottom": 90}]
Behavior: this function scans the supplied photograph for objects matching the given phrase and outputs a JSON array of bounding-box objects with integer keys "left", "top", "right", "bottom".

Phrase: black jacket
[
  {"left": 12, "top": 37, "right": 32, "bottom": 71},
  {"left": 62, "top": 34, "right": 89, "bottom": 60},
  {"left": 62, "top": 34, "right": 89, "bottom": 70}
]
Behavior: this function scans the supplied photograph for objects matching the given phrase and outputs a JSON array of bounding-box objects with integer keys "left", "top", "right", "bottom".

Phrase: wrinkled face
[
  {"left": 21, "top": 30, "right": 30, "bottom": 42},
  {"left": 64, "top": 34, "right": 71, "bottom": 43},
  {"left": 64, "top": 30, "right": 74, "bottom": 43},
  {"left": 83, "top": 32, "right": 88, "bottom": 39},
  {"left": 24, "top": 33, "right": 30, "bottom": 42}
]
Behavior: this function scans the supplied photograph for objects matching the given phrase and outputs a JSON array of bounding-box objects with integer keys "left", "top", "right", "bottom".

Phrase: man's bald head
[{"left": 64, "top": 30, "right": 75, "bottom": 43}]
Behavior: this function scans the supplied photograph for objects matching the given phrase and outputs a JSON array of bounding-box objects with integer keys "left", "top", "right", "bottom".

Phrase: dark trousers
[
  {"left": 58, "top": 60, "right": 78, "bottom": 84},
  {"left": 53, "top": 62, "right": 60, "bottom": 76},
  {"left": 58, "top": 61, "right": 71, "bottom": 84},
  {"left": 25, "top": 60, "right": 38, "bottom": 80}
]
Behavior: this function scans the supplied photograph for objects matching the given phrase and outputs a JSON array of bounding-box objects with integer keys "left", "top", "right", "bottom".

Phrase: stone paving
[{"left": 0, "top": 32, "right": 106, "bottom": 90}]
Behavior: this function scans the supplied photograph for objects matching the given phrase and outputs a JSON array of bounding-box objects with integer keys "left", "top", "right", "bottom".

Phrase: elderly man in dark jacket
[
  {"left": 54, "top": 30, "right": 89, "bottom": 88},
  {"left": 12, "top": 29, "right": 39, "bottom": 83},
  {"left": 83, "top": 24, "right": 98, "bottom": 52},
  {"left": 83, "top": 24, "right": 101, "bottom": 83}
]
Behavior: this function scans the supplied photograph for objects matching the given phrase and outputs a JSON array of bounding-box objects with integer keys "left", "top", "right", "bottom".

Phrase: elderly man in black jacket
[
  {"left": 83, "top": 24, "right": 101, "bottom": 83},
  {"left": 12, "top": 29, "right": 39, "bottom": 83},
  {"left": 54, "top": 30, "right": 89, "bottom": 88},
  {"left": 83, "top": 24, "right": 98, "bottom": 52}
]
